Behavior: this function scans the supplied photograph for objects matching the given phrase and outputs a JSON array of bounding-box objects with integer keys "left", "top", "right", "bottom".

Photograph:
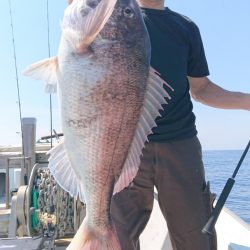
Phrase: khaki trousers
[{"left": 111, "top": 136, "right": 217, "bottom": 250}]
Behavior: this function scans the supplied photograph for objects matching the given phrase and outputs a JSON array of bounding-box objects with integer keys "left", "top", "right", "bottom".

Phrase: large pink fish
[{"left": 23, "top": 0, "right": 172, "bottom": 249}]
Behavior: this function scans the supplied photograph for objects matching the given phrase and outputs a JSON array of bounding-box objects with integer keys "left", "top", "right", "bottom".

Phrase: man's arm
[{"left": 188, "top": 76, "right": 250, "bottom": 111}]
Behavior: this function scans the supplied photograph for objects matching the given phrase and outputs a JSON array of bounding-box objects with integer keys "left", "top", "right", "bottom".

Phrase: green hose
[{"left": 31, "top": 188, "right": 39, "bottom": 229}]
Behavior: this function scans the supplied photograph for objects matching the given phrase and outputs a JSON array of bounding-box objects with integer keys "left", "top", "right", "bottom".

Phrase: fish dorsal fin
[
  {"left": 22, "top": 57, "right": 58, "bottom": 94},
  {"left": 62, "top": 0, "right": 117, "bottom": 53},
  {"left": 47, "top": 141, "right": 85, "bottom": 203},
  {"left": 113, "top": 67, "right": 173, "bottom": 195}
]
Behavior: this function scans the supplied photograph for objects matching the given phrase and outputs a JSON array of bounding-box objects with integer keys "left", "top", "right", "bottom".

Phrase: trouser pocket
[
  {"left": 203, "top": 181, "right": 217, "bottom": 250},
  {"left": 203, "top": 181, "right": 216, "bottom": 212}
]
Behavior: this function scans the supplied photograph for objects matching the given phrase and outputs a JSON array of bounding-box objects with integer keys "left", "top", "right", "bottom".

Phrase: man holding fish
[
  {"left": 108, "top": 0, "right": 250, "bottom": 250},
  {"left": 24, "top": 0, "right": 250, "bottom": 249}
]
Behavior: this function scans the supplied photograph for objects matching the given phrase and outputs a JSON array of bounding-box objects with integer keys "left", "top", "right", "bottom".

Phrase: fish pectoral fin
[
  {"left": 22, "top": 57, "right": 58, "bottom": 94},
  {"left": 113, "top": 68, "right": 173, "bottom": 195},
  {"left": 47, "top": 141, "right": 85, "bottom": 203},
  {"left": 62, "top": 0, "right": 117, "bottom": 53}
]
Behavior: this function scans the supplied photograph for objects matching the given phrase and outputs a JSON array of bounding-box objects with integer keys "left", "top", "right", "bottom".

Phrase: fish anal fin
[{"left": 48, "top": 141, "right": 85, "bottom": 203}]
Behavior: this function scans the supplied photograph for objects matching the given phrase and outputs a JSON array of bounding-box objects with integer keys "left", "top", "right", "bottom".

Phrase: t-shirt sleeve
[{"left": 187, "top": 23, "right": 209, "bottom": 77}]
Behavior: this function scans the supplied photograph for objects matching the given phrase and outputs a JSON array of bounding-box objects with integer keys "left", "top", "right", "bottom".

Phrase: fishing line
[
  {"left": 46, "top": 0, "right": 53, "bottom": 149},
  {"left": 8, "top": 0, "right": 26, "bottom": 179}
]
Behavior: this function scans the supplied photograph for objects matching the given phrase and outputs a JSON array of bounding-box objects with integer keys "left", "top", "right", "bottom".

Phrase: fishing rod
[
  {"left": 8, "top": 0, "right": 28, "bottom": 185},
  {"left": 46, "top": 0, "right": 53, "bottom": 149},
  {"left": 202, "top": 140, "right": 250, "bottom": 235}
]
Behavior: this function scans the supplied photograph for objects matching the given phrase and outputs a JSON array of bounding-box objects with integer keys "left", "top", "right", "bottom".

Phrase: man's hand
[{"left": 188, "top": 76, "right": 250, "bottom": 111}]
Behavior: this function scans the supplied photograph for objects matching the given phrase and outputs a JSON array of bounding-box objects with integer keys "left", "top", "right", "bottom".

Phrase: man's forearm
[{"left": 189, "top": 77, "right": 250, "bottom": 111}]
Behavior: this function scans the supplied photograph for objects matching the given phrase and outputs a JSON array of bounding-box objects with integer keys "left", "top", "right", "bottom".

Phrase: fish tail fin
[{"left": 67, "top": 220, "right": 121, "bottom": 250}]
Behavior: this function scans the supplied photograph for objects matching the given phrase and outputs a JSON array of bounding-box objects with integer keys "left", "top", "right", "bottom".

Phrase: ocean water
[{"left": 203, "top": 150, "right": 250, "bottom": 224}]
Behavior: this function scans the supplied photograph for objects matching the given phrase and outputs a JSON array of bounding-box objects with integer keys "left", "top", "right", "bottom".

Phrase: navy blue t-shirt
[{"left": 141, "top": 7, "right": 210, "bottom": 141}]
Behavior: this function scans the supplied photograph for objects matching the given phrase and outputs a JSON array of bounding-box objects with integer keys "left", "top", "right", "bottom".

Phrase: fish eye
[{"left": 123, "top": 7, "right": 134, "bottom": 18}]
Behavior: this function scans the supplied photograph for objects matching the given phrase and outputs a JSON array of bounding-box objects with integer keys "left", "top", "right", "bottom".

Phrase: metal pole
[
  {"left": 22, "top": 118, "right": 36, "bottom": 182},
  {"left": 5, "top": 159, "right": 10, "bottom": 209}
]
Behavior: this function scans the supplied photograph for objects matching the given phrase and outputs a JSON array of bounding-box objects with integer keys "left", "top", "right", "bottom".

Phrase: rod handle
[{"left": 202, "top": 177, "right": 235, "bottom": 235}]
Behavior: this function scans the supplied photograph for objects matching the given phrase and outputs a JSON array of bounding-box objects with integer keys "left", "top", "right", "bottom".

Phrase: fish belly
[{"left": 58, "top": 55, "right": 148, "bottom": 228}]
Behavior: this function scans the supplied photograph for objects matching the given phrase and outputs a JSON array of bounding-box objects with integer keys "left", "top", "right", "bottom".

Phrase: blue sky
[{"left": 0, "top": 0, "right": 249, "bottom": 149}]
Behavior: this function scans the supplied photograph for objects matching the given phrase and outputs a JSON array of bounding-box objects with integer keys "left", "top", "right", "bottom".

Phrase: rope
[
  {"left": 8, "top": 0, "right": 26, "bottom": 180},
  {"left": 46, "top": 0, "right": 53, "bottom": 149}
]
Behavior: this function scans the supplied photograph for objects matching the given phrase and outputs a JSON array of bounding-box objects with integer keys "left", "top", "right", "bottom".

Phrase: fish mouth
[
  {"left": 69, "top": 0, "right": 102, "bottom": 19},
  {"left": 63, "top": 0, "right": 116, "bottom": 32}
]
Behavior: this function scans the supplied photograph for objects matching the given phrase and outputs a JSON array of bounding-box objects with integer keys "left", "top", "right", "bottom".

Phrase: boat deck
[{"left": 140, "top": 198, "right": 250, "bottom": 250}]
